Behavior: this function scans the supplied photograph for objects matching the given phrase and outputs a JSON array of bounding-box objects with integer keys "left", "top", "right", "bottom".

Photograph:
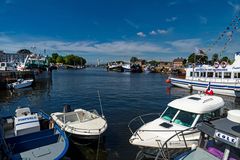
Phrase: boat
[
  {"left": 174, "top": 109, "right": 240, "bottom": 160},
  {"left": 170, "top": 52, "right": 240, "bottom": 97},
  {"left": 128, "top": 94, "right": 224, "bottom": 159},
  {"left": 0, "top": 107, "right": 69, "bottom": 160},
  {"left": 107, "top": 62, "right": 123, "bottom": 72},
  {"left": 131, "top": 64, "right": 143, "bottom": 73},
  {"left": 0, "top": 62, "right": 17, "bottom": 71},
  {"left": 7, "top": 78, "right": 34, "bottom": 89},
  {"left": 51, "top": 105, "right": 107, "bottom": 139},
  {"left": 122, "top": 63, "right": 131, "bottom": 72}
]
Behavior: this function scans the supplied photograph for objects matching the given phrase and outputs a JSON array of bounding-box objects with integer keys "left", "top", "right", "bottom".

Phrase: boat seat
[
  {"left": 11, "top": 134, "right": 59, "bottom": 154},
  {"left": 6, "top": 129, "right": 54, "bottom": 144}
]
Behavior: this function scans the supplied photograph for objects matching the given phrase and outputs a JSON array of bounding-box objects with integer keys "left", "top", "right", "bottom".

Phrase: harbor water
[{"left": 0, "top": 68, "right": 239, "bottom": 160}]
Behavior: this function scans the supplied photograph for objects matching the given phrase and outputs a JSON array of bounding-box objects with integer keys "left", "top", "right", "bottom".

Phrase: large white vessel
[{"left": 170, "top": 52, "right": 240, "bottom": 97}]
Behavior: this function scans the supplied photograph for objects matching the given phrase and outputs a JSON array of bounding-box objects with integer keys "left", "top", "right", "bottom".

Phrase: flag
[{"left": 205, "top": 82, "right": 214, "bottom": 95}]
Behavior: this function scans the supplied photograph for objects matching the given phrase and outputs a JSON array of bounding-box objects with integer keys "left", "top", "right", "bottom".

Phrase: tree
[
  {"left": 17, "top": 49, "right": 32, "bottom": 55},
  {"left": 187, "top": 53, "right": 208, "bottom": 64},
  {"left": 130, "top": 57, "right": 139, "bottom": 63},
  {"left": 212, "top": 53, "right": 219, "bottom": 63},
  {"left": 56, "top": 56, "right": 64, "bottom": 64},
  {"left": 221, "top": 56, "right": 231, "bottom": 64},
  {"left": 148, "top": 60, "right": 159, "bottom": 66},
  {"left": 51, "top": 53, "right": 59, "bottom": 63}
]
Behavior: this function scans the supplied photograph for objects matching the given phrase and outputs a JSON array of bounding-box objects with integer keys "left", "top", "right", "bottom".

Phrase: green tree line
[{"left": 48, "top": 53, "right": 86, "bottom": 66}]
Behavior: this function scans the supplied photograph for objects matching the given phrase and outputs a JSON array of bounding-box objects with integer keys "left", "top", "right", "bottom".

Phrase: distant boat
[
  {"left": 0, "top": 107, "right": 69, "bottom": 160},
  {"left": 107, "top": 62, "right": 123, "bottom": 72},
  {"left": 0, "top": 62, "right": 17, "bottom": 71},
  {"left": 7, "top": 78, "right": 34, "bottom": 89},
  {"left": 131, "top": 64, "right": 143, "bottom": 73},
  {"left": 170, "top": 52, "right": 240, "bottom": 97},
  {"left": 122, "top": 64, "right": 131, "bottom": 72},
  {"left": 51, "top": 105, "right": 107, "bottom": 140}
]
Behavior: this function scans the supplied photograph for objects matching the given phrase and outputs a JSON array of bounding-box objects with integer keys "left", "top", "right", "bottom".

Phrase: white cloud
[
  {"left": 228, "top": 1, "right": 240, "bottom": 13},
  {"left": 166, "top": 17, "right": 177, "bottom": 22},
  {"left": 166, "top": 38, "right": 202, "bottom": 52},
  {"left": 0, "top": 34, "right": 174, "bottom": 56},
  {"left": 149, "top": 30, "right": 157, "bottom": 35},
  {"left": 136, "top": 32, "right": 146, "bottom": 37},
  {"left": 199, "top": 16, "right": 208, "bottom": 24},
  {"left": 157, "top": 28, "right": 174, "bottom": 35}
]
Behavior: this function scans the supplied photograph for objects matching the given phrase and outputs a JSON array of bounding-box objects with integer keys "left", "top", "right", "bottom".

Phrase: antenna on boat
[{"left": 97, "top": 90, "right": 104, "bottom": 118}]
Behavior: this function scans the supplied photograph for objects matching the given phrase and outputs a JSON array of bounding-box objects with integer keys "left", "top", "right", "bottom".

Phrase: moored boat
[
  {"left": 170, "top": 52, "right": 240, "bottom": 97},
  {"left": 128, "top": 93, "right": 225, "bottom": 159},
  {"left": 174, "top": 109, "right": 240, "bottom": 160},
  {"left": 51, "top": 105, "right": 107, "bottom": 140},
  {"left": 0, "top": 107, "right": 69, "bottom": 160},
  {"left": 7, "top": 78, "right": 34, "bottom": 89}
]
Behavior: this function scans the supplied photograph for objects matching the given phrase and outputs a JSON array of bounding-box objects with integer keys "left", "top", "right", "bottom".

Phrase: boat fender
[
  {"left": 221, "top": 61, "right": 227, "bottom": 68},
  {"left": 49, "top": 119, "right": 54, "bottom": 129},
  {"left": 214, "top": 61, "right": 219, "bottom": 68},
  {"left": 165, "top": 79, "right": 171, "bottom": 83}
]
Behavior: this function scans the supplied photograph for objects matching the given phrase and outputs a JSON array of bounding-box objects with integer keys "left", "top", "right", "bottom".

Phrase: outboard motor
[{"left": 63, "top": 104, "right": 72, "bottom": 113}]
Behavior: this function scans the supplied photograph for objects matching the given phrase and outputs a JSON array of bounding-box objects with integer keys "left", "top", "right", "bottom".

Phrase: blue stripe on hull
[{"left": 170, "top": 78, "right": 240, "bottom": 90}]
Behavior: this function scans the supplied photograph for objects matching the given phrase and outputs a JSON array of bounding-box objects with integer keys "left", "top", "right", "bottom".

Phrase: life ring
[
  {"left": 214, "top": 61, "right": 219, "bottom": 68},
  {"left": 221, "top": 61, "right": 227, "bottom": 68}
]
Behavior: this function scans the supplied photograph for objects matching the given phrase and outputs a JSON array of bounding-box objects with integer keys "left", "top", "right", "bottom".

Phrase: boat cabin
[
  {"left": 185, "top": 53, "right": 240, "bottom": 83},
  {"left": 162, "top": 94, "right": 225, "bottom": 128},
  {"left": 175, "top": 110, "right": 240, "bottom": 160},
  {"left": 14, "top": 107, "right": 40, "bottom": 136}
]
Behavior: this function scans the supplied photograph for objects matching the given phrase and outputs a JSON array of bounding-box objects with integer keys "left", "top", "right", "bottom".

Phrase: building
[{"left": 173, "top": 57, "right": 185, "bottom": 68}]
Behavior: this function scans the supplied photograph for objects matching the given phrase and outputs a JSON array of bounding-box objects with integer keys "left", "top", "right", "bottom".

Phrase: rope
[{"left": 95, "top": 135, "right": 101, "bottom": 160}]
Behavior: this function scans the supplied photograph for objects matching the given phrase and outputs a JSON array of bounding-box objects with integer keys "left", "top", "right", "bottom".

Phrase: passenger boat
[
  {"left": 170, "top": 52, "right": 240, "bottom": 97},
  {"left": 0, "top": 107, "right": 69, "bottom": 160},
  {"left": 51, "top": 105, "right": 107, "bottom": 139},
  {"left": 128, "top": 94, "right": 224, "bottom": 158},
  {"left": 174, "top": 109, "right": 240, "bottom": 160},
  {"left": 7, "top": 78, "right": 34, "bottom": 89}
]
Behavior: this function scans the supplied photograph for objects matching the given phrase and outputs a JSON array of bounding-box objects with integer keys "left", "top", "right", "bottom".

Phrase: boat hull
[{"left": 170, "top": 77, "right": 240, "bottom": 97}]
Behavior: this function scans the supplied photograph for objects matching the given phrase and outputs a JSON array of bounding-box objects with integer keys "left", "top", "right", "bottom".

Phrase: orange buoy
[{"left": 166, "top": 79, "right": 171, "bottom": 83}]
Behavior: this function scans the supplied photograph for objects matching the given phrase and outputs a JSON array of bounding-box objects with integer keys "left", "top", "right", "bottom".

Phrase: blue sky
[{"left": 0, "top": 0, "right": 240, "bottom": 64}]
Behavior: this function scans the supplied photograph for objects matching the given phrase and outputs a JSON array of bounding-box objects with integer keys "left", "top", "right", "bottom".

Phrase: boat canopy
[{"left": 168, "top": 94, "right": 224, "bottom": 114}]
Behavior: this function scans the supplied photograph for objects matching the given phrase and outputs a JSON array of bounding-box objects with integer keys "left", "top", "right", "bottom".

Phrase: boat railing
[
  {"left": 128, "top": 113, "right": 162, "bottom": 140},
  {"left": 154, "top": 127, "right": 199, "bottom": 160}
]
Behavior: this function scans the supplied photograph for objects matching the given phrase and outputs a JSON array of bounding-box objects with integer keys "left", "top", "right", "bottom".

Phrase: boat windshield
[
  {"left": 161, "top": 107, "right": 178, "bottom": 122},
  {"left": 173, "top": 110, "right": 197, "bottom": 127}
]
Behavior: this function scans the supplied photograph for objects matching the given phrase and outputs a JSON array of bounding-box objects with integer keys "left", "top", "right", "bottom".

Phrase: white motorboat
[
  {"left": 169, "top": 52, "right": 240, "bottom": 97},
  {"left": 129, "top": 94, "right": 224, "bottom": 152},
  {"left": 0, "top": 107, "right": 69, "bottom": 160},
  {"left": 174, "top": 109, "right": 240, "bottom": 160},
  {"left": 8, "top": 78, "right": 34, "bottom": 89},
  {"left": 51, "top": 105, "right": 107, "bottom": 139}
]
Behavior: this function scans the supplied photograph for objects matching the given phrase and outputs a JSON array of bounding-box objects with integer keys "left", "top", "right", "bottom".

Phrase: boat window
[
  {"left": 194, "top": 72, "right": 199, "bottom": 77},
  {"left": 207, "top": 72, "right": 214, "bottom": 78},
  {"left": 200, "top": 72, "right": 206, "bottom": 77},
  {"left": 64, "top": 113, "right": 79, "bottom": 123},
  {"left": 224, "top": 72, "right": 231, "bottom": 78},
  {"left": 190, "top": 72, "right": 193, "bottom": 77},
  {"left": 173, "top": 110, "right": 197, "bottom": 127},
  {"left": 234, "top": 72, "right": 240, "bottom": 78},
  {"left": 161, "top": 107, "right": 178, "bottom": 122},
  {"left": 199, "top": 110, "right": 221, "bottom": 122},
  {"left": 1, "top": 63, "right": 5, "bottom": 67},
  {"left": 215, "top": 72, "right": 222, "bottom": 78}
]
